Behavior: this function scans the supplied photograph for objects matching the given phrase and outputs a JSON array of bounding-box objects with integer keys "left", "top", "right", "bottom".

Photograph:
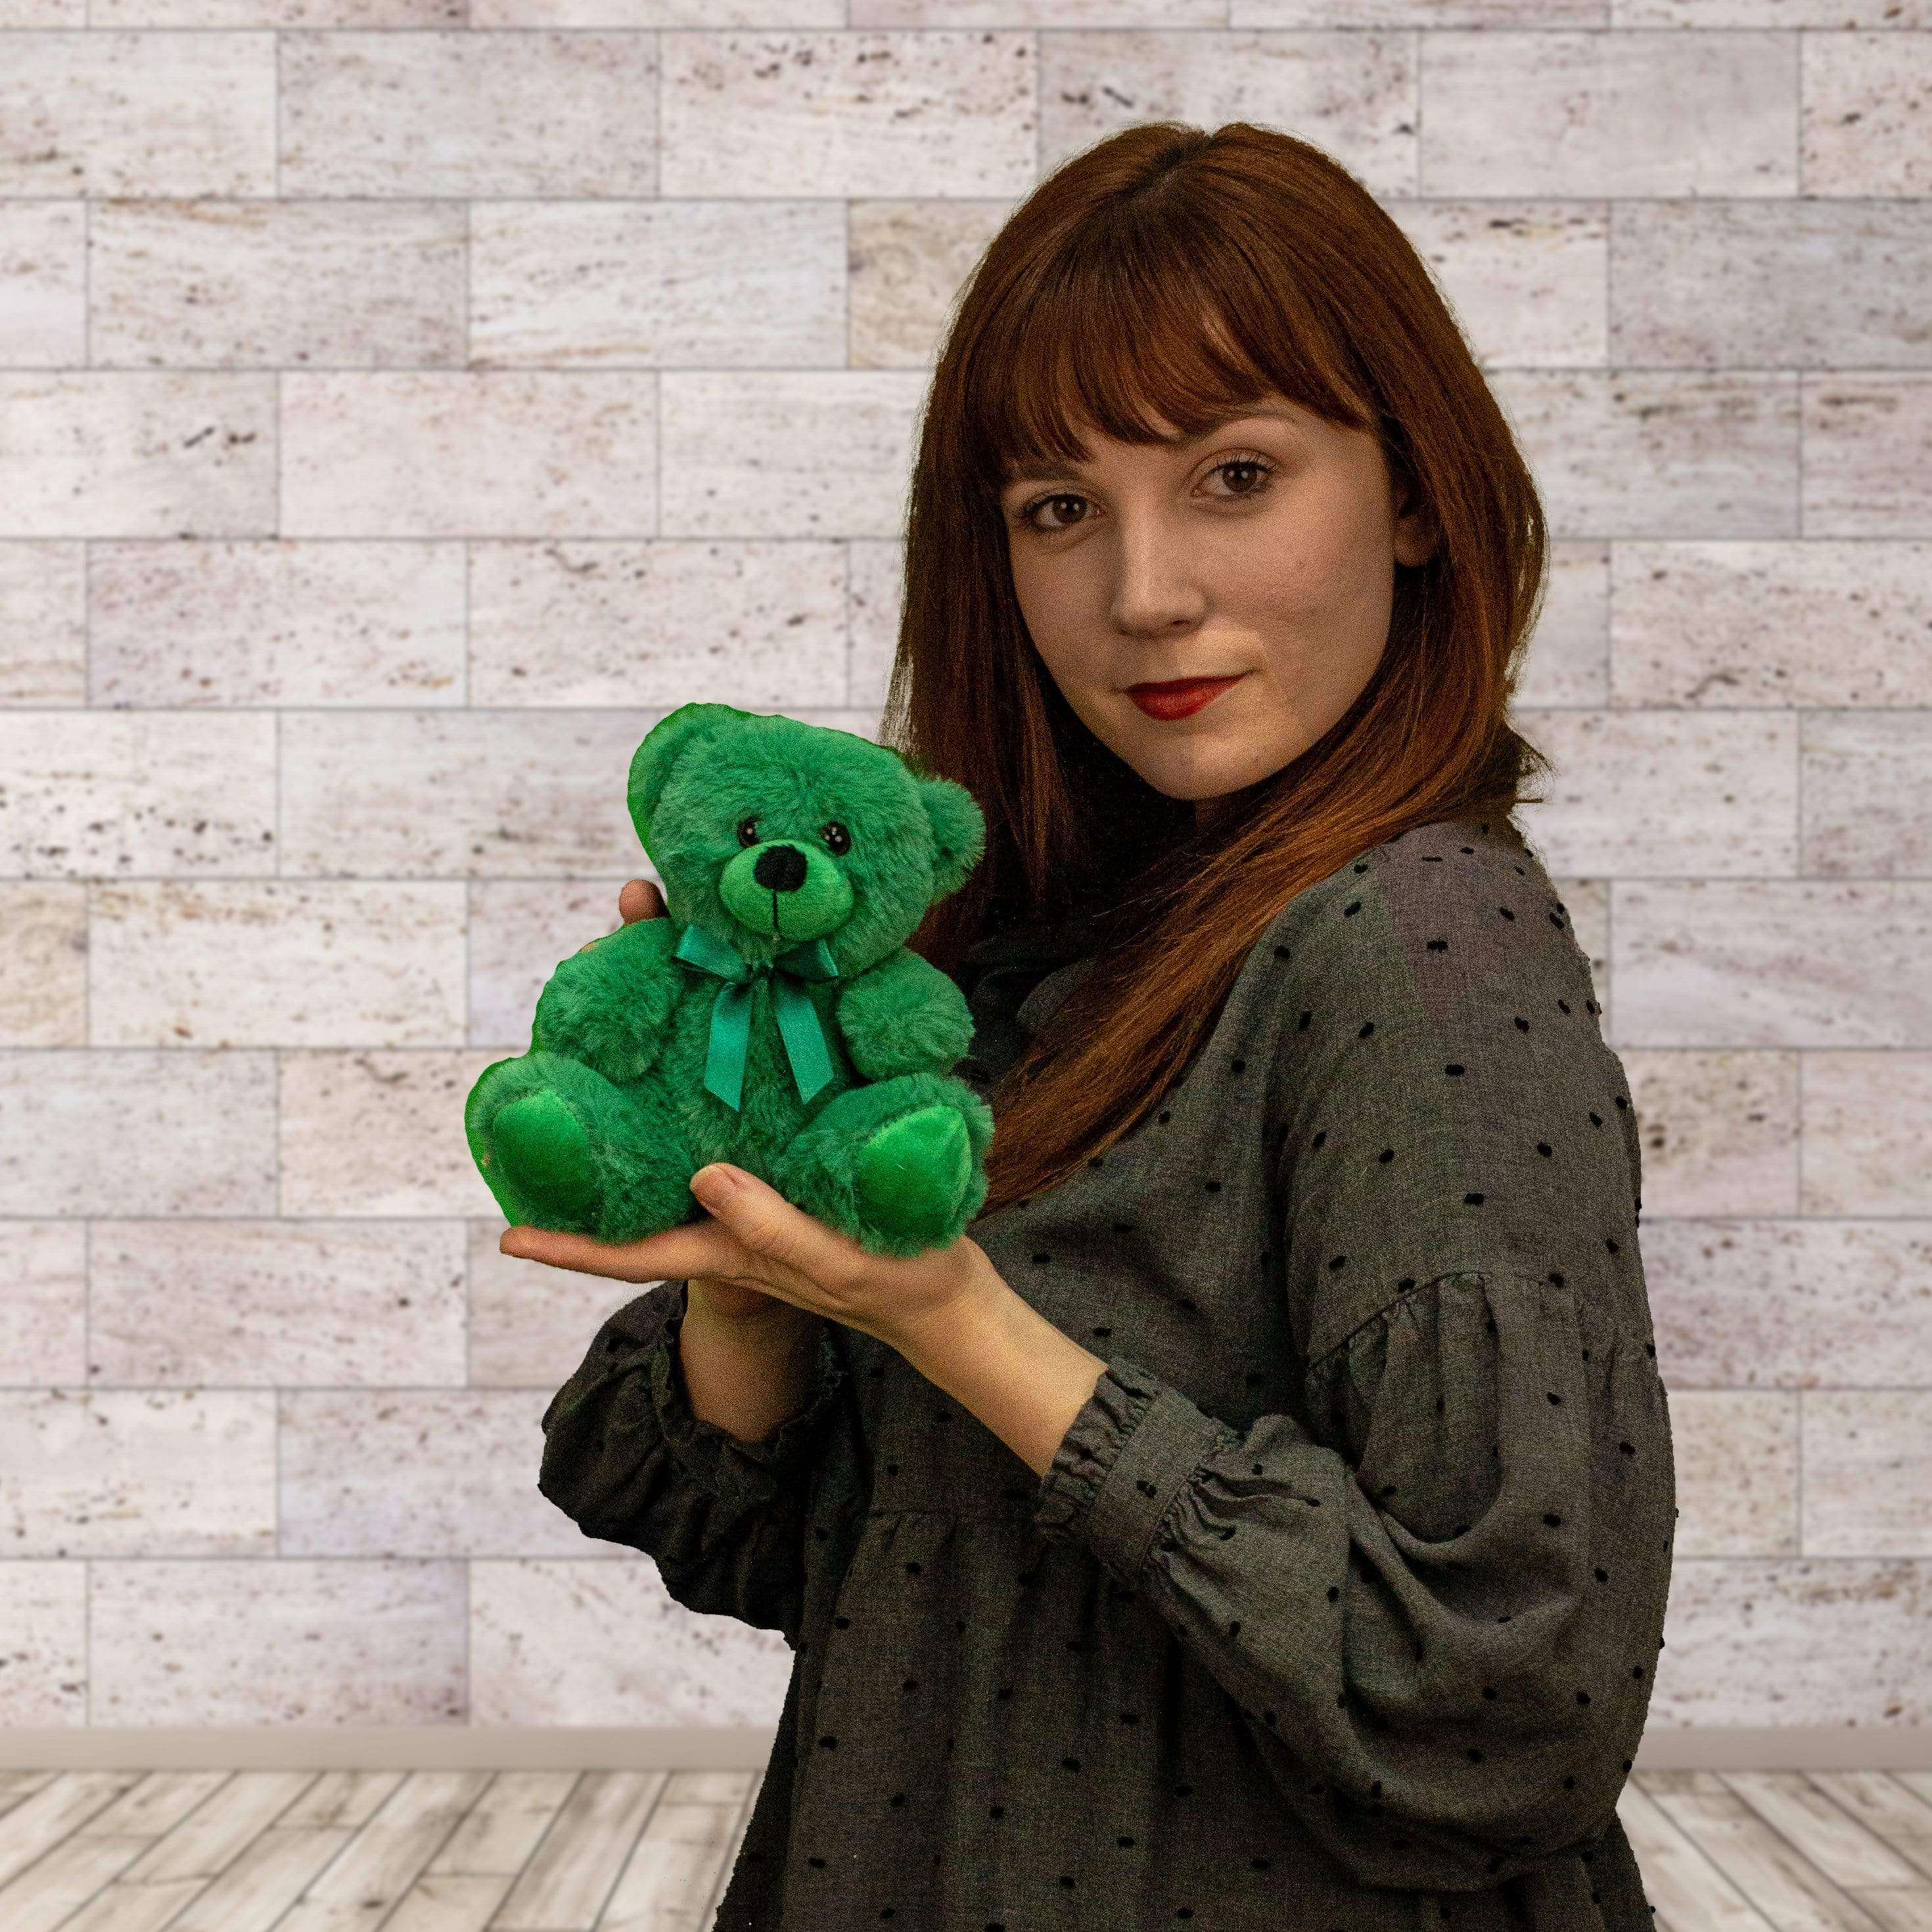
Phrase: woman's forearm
[
  {"left": 678, "top": 1290, "right": 826, "bottom": 1446},
  {"left": 894, "top": 1276, "right": 1109, "bottom": 1481}
]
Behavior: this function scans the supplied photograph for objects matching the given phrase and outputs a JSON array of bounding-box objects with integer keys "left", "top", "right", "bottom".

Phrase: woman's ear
[{"left": 1393, "top": 486, "right": 1437, "bottom": 570}]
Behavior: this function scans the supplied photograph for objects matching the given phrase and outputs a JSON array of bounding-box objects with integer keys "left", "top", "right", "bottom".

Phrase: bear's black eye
[
  {"left": 821, "top": 822, "right": 850, "bottom": 856},
  {"left": 736, "top": 816, "right": 760, "bottom": 848}
]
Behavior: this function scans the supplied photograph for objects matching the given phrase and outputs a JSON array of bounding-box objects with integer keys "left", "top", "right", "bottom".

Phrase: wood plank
[
  {"left": 0, "top": 1827, "right": 153, "bottom": 1931},
  {"left": 700, "top": 1773, "right": 762, "bottom": 1932},
  {"left": 270, "top": 1770, "right": 494, "bottom": 1932},
  {"left": 0, "top": 1773, "right": 147, "bottom": 1892},
  {"left": 1721, "top": 1774, "right": 1924, "bottom": 1889},
  {"left": 116, "top": 1770, "right": 321, "bottom": 1886},
  {"left": 1645, "top": 1769, "right": 1892, "bottom": 1931},
  {"left": 80, "top": 1772, "right": 231, "bottom": 1841},
  {"left": 162, "top": 1824, "right": 357, "bottom": 1932},
  {"left": 383, "top": 1872, "right": 521, "bottom": 1931},
  {"left": 491, "top": 1771, "right": 670, "bottom": 1931},
  {"left": 277, "top": 1770, "right": 410, "bottom": 1833},
  {"left": 1619, "top": 1779, "right": 1781, "bottom": 1932},
  {"left": 0, "top": 1774, "right": 59, "bottom": 1824},
  {"left": 33, "top": 1868, "right": 208, "bottom": 1932},
  {"left": 419, "top": 1769, "right": 578, "bottom": 1881},
  {"left": 603, "top": 1797, "right": 750, "bottom": 1930}
]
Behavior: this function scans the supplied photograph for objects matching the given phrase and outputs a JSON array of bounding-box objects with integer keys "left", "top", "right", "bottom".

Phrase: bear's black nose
[{"left": 752, "top": 844, "right": 808, "bottom": 892}]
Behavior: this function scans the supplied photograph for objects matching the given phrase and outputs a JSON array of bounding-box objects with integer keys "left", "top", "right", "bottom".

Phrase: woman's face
[{"left": 1000, "top": 392, "right": 1435, "bottom": 832}]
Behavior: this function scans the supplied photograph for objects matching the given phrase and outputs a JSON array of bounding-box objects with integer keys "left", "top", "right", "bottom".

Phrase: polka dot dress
[{"left": 537, "top": 815, "right": 1678, "bottom": 1931}]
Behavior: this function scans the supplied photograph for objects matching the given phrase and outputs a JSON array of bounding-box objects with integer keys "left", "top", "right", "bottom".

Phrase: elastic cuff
[
  {"left": 1034, "top": 1355, "right": 1237, "bottom": 1586},
  {"left": 647, "top": 1283, "right": 846, "bottom": 1504}
]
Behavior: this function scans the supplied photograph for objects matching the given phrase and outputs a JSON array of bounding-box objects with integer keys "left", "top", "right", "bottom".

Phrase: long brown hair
[{"left": 881, "top": 120, "right": 1555, "bottom": 1218}]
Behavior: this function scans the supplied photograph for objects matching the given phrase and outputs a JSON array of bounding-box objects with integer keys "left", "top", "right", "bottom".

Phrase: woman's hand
[
  {"left": 507, "top": 877, "right": 1004, "bottom": 1351},
  {"left": 500, "top": 1161, "right": 1003, "bottom": 1356}
]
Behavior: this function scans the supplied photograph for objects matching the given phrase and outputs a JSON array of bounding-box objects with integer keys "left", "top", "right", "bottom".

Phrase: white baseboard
[{"left": 1, "top": 1728, "right": 1929, "bottom": 1773}]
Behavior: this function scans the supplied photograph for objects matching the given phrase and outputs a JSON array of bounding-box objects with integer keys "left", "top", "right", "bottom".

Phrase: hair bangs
[{"left": 968, "top": 206, "right": 1368, "bottom": 501}]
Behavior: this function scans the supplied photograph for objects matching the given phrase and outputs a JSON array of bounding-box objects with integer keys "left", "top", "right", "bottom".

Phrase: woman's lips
[{"left": 1128, "top": 673, "right": 1246, "bottom": 720}]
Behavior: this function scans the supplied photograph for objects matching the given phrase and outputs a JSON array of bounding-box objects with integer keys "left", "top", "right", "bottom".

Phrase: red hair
[{"left": 882, "top": 121, "right": 1554, "bottom": 1218}]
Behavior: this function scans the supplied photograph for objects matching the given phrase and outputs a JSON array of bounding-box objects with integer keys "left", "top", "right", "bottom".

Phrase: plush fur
[{"left": 465, "top": 702, "right": 996, "bottom": 1258}]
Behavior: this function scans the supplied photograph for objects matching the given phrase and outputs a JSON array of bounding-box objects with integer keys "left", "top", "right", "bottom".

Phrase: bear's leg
[
  {"left": 492, "top": 1091, "right": 597, "bottom": 1216},
  {"left": 467, "top": 1052, "right": 693, "bottom": 1244},
  {"left": 773, "top": 1074, "right": 995, "bottom": 1258},
  {"left": 858, "top": 1105, "right": 971, "bottom": 1234}
]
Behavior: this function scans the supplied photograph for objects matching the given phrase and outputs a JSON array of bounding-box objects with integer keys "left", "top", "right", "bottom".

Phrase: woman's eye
[
  {"left": 1026, "top": 493, "right": 1088, "bottom": 533},
  {"left": 1016, "top": 456, "right": 1276, "bottom": 534},
  {"left": 737, "top": 816, "right": 760, "bottom": 848},
  {"left": 821, "top": 823, "right": 851, "bottom": 856}
]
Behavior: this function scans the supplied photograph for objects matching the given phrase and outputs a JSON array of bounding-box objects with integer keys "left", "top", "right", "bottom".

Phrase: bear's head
[{"left": 628, "top": 703, "right": 985, "bottom": 975}]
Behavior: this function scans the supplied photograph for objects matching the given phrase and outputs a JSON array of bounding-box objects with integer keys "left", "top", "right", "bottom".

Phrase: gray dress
[{"left": 538, "top": 814, "right": 1677, "bottom": 1931}]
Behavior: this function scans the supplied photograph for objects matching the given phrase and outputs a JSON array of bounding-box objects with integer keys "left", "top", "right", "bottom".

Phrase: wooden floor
[{"left": 1, "top": 1764, "right": 1931, "bottom": 1929}]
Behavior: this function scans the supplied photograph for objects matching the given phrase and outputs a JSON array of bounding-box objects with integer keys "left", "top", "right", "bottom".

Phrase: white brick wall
[{"left": 1, "top": 5, "right": 1929, "bottom": 1737}]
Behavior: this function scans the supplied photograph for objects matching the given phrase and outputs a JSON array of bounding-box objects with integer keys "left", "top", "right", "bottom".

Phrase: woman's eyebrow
[{"left": 1002, "top": 404, "right": 1302, "bottom": 489}]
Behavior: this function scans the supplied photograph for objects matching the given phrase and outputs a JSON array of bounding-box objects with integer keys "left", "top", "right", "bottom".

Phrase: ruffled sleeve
[
  {"left": 1033, "top": 1265, "right": 1676, "bottom": 1893},
  {"left": 539, "top": 1278, "right": 848, "bottom": 1649}
]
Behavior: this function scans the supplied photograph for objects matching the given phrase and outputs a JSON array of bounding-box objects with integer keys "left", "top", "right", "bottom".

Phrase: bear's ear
[
  {"left": 916, "top": 772, "right": 986, "bottom": 904},
  {"left": 628, "top": 703, "right": 748, "bottom": 841}
]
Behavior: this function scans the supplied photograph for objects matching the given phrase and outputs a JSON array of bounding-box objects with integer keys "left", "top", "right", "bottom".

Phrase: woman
[{"left": 525, "top": 121, "right": 1676, "bottom": 1931}]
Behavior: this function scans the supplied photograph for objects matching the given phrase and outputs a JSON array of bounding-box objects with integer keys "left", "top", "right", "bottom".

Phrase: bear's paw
[{"left": 855, "top": 1103, "right": 973, "bottom": 1244}]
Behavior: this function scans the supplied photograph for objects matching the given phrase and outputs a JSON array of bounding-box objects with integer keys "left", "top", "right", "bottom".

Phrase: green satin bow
[{"left": 671, "top": 919, "right": 842, "bottom": 1112}]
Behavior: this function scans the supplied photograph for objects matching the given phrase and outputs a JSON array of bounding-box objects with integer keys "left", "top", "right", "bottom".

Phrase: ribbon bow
[{"left": 672, "top": 919, "right": 842, "bottom": 1112}]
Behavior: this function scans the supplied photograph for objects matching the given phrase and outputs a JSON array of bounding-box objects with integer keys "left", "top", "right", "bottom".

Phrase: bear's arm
[
  {"left": 835, "top": 948, "right": 977, "bottom": 1082},
  {"left": 529, "top": 915, "right": 680, "bottom": 1086}
]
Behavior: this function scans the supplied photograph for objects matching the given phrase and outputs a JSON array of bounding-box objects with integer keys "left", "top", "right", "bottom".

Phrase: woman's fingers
[
  {"left": 577, "top": 878, "right": 663, "bottom": 953},
  {"left": 618, "top": 877, "right": 664, "bottom": 923},
  {"left": 500, "top": 1218, "right": 752, "bottom": 1286}
]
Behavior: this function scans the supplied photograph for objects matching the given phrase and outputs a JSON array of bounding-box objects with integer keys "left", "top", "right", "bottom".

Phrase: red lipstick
[{"left": 1127, "top": 673, "right": 1246, "bottom": 720}]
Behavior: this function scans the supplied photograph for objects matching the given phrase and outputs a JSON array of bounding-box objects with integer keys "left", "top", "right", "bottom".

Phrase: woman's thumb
[
  {"left": 691, "top": 1164, "right": 743, "bottom": 1212},
  {"left": 690, "top": 1164, "right": 823, "bottom": 1272}
]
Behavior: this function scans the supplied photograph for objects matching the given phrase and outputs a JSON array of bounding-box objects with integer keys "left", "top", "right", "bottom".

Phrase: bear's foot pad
[
  {"left": 493, "top": 1090, "right": 599, "bottom": 1217},
  {"left": 856, "top": 1103, "right": 971, "bottom": 1243}
]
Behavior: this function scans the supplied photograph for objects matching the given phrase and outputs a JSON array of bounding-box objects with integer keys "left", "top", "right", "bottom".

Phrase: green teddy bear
[{"left": 465, "top": 702, "right": 998, "bottom": 1258}]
